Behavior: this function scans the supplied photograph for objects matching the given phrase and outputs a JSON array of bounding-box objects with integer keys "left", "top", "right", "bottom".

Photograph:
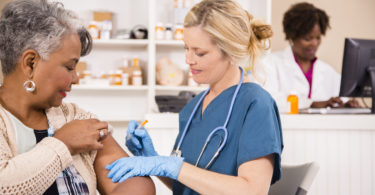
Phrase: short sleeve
[{"left": 237, "top": 96, "right": 283, "bottom": 184}]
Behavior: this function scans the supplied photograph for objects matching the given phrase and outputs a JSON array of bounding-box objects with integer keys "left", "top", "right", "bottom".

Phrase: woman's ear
[{"left": 20, "top": 49, "right": 39, "bottom": 78}]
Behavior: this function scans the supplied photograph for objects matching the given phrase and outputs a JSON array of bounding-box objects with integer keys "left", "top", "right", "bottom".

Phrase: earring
[{"left": 23, "top": 80, "right": 36, "bottom": 93}]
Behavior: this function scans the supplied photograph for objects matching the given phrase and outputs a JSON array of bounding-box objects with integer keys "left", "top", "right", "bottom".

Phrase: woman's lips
[
  {"left": 191, "top": 69, "right": 201, "bottom": 75},
  {"left": 60, "top": 91, "right": 67, "bottom": 97}
]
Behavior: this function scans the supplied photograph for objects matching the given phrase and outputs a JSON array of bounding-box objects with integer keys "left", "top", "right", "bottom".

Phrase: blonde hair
[{"left": 184, "top": 0, "right": 272, "bottom": 78}]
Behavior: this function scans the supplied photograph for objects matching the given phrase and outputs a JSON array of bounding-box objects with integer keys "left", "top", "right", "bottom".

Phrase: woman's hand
[
  {"left": 344, "top": 99, "right": 361, "bottom": 108},
  {"left": 311, "top": 97, "right": 361, "bottom": 108},
  {"left": 54, "top": 119, "right": 109, "bottom": 155},
  {"left": 126, "top": 120, "right": 158, "bottom": 156},
  {"left": 311, "top": 97, "right": 343, "bottom": 108}
]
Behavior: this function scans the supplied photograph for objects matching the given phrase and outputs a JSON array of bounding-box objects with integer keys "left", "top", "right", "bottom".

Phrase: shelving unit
[{"left": 61, "top": 0, "right": 271, "bottom": 123}]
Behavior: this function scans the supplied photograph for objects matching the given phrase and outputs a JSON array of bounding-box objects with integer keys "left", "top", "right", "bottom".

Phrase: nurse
[
  {"left": 106, "top": 0, "right": 283, "bottom": 194},
  {"left": 262, "top": 2, "right": 360, "bottom": 112}
]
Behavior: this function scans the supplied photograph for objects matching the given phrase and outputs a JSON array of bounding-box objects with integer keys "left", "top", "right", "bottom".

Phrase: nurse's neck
[
  {"left": 202, "top": 66, "right": 240, "bottom": 115},
  {"left": 208, "top": 66, "right": 241, "bottom": 97}
]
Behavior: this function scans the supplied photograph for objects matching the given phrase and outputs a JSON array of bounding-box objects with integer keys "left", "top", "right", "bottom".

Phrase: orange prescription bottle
[
  {"left": 287, "top": 93, "right": 299, "bottom": 114},
  {"left": 174, "top": 25, "right": 184, "bottom": 40}
]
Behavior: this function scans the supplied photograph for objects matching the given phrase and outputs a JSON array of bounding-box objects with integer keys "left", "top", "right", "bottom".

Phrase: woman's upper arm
[{"left": 94, "top": 135, "right": 155, "bottom": 195}]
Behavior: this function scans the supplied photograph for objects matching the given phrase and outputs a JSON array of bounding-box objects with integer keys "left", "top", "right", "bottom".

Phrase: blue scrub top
[{"left": 172, "top": 83, "right": 283, "bottom": 195}]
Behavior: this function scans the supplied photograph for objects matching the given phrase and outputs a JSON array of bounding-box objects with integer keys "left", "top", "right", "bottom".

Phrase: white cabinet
[{"left": 61, "top": 0, "right": 271, "bottom": 123}]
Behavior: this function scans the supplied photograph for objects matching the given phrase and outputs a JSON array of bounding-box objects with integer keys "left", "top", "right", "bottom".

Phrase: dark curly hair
[{"left": 283, "top": 2, "right": 330, "bottom": 40}]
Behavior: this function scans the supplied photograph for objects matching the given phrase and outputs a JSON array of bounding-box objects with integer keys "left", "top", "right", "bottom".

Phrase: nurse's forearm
[{"left": 177, "top": 162, "right": 269, "bottom": 195}]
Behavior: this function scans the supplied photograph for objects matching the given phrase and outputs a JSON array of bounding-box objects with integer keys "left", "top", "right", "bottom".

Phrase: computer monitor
[{"left": 339, "top": 38, "right": 375, "bottom": 114}]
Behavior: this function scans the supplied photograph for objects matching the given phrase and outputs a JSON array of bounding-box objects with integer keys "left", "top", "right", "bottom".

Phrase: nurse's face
[
  {"left": 184, "top": 26, "right": 231, "bottom": 85},
  {"left": 291, "top": 23, "right": 322, "bottom": 61}
]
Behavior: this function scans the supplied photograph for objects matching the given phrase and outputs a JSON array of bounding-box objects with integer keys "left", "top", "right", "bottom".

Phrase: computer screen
[{"left": 339, "top": 38, "right": 375, "bottom": 114}]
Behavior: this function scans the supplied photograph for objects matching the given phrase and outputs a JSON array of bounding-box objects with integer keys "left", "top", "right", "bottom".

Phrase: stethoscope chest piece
[{"left": 171, "top": 149, "right": 182, "bottom": 157}]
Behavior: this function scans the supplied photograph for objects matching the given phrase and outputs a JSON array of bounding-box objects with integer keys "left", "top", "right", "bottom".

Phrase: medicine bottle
[
  {"left": 287, "top": 93, "right": 299, "bottom": 114},
  {"left": 80, "top": 70, "right": 92, "bottom": 85},
  {"left": 122, "top": 73, "right": 129, "bottom": 86},
  {"left": 174, "top": 25, "right": 184, "bottom": 40},
  {"left": 88, "top": 22, "right": 99, "bottom": 39},
  {"left": 132, "top": 70, "right": 142, "bottom": 86},
  {"left": 155, "top": 22, "right": 165, "bottom": 40},
  {"left": 165, "top": 23, "right": 173, "bottom": 40},
  {"left": 100, "top": 20, "right": 112, "bottom": 40},
  {"left": 113, "top": 70, "right": 123, "bottom": 85}
]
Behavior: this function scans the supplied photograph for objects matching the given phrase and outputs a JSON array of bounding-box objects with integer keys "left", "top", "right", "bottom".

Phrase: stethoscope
[{"left": 171, "top": 67, "right": 244, "bottom": 169}]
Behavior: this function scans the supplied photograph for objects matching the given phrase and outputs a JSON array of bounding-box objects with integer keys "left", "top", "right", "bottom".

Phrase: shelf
[
  {"left": 155, "top": 40, "right": 184, "bottom": 46},
  {"left": 72, "top": 85, "right": 149, "bottom": 91},
  {"left": 93, "top": 39, "right": 148, "bottom": 47},
  {"left": 155, "top": 85, "right": 208, "bottom": 92}
]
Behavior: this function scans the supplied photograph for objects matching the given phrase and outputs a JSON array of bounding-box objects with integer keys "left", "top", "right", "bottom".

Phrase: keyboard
[{"left": 299, "top": 107, "right": 372, "bottom": 114}]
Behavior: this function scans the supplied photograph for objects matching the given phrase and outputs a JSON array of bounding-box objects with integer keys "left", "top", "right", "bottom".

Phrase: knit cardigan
[{"left": 0, "top": 102, "right": 98, "bottom": 195}]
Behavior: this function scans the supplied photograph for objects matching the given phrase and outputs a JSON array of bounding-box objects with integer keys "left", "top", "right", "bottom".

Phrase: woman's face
[
  {"left": 292, "top": 23, "right": 322, "bottom": 61},
  {"left": 183, "top": 26, "right": 231, "bottom": 85},
  {"left": 32, "top": 33, "right": 80, "bottom": 108}
]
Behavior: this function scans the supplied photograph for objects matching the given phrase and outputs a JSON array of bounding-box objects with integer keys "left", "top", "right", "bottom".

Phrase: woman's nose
[
  {"left": 72, "top": 71, "right": 79, "bottom": 84},
  {"left": 185, "top": 52, "right": 196, "bottom": 65}
]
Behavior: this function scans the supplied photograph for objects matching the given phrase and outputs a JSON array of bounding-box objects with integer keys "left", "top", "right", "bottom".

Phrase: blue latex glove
[
  {"left": 106, "top": 156, "right": 184, "bottom": 183},
  {"left": 126, "top": 120, "right": 158, "bottom": 156}
]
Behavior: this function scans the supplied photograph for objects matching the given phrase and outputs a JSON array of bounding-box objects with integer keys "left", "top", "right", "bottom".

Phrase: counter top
[{"left": 145, "top": 113, "right": 375, "bottom": 131}]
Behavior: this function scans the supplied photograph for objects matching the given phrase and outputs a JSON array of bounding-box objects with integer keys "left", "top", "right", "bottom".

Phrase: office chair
[{"left": 268, "top": 162, "right": 319, "bottom": 195}]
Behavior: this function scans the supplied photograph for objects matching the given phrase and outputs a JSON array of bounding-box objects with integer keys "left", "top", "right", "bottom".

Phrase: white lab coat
[{"left": 262, "top": 46, "right": 341, "bottom": 113}]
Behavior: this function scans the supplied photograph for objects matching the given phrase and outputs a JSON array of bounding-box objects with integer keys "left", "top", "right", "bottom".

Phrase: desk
[{"left": 143, "top": 113, "right": 375, "bottom": 195}]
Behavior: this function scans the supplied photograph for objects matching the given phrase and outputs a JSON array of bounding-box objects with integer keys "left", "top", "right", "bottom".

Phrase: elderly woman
[
  {"left": 263, "top": 2, "right": 359, "bottom": 112},
  {"left": 0, "top": 0, "right": 155, "bottom": 194}
]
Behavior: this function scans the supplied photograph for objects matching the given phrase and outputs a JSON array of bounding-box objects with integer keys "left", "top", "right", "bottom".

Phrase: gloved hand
[
  {"left": 126, "top": 120, "right": 158, "bottom": 156},
  {"left": 106, "top": 156, "right": 184, "bottom": 183}
]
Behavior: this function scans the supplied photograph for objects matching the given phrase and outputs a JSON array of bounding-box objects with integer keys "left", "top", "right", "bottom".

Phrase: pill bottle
[
  {"left": 100, "top": 20, "right": 112, "bottom": 40},
  {"left": 122, "top": 73, "right": 129, "bottom": 86},
  {"left": 174, "top": 25, "right": 184, "bottom": 40},
  {"left": 88, "top": 22, "right": 99, "bottom": 39},
  {"left": 80, "top": 70, "right": 92, "bottom": 85},
  {"left": 155, "top": 22, "right": 165, "bottom": 40},
  {"left": 165, "top": 23, "right": 173, "bottom": 40},
  {"left": 287, "top": 92, "right": 299, "bottom": 114},
  {"left": 113, "top": 70, "right": 123, "bottom": 85},
  {"left": 132, "top": 70, "right": 143, "bottom": 86}
]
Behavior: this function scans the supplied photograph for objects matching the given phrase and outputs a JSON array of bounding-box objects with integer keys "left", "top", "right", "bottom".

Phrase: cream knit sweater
[{"left": 0, "top": 102, "right": 98, "bottom": 195}]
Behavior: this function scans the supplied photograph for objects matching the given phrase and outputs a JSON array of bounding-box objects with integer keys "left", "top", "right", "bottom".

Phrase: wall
[{"left": 271, "top": 0, "right": 375, "bottom": 73}]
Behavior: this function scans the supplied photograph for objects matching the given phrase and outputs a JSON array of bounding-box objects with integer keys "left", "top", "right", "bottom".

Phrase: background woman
[{"left": 263, "top": 2, "right": 359, "bottom": 112}]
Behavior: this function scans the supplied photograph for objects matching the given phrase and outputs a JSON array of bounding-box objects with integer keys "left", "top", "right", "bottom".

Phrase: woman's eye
[
  {"left": 196, "top": 53, "right": 205, "bottom": 57},
  {"left": 65, "top": 66, "right": 74, "bottom": 71}
]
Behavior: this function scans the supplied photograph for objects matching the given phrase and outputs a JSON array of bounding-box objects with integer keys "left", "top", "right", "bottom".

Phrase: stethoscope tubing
[{"left": 173, "top": 67, "right": 244, "bottom": 168}]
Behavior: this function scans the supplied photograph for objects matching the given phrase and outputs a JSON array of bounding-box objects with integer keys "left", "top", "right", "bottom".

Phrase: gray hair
[{"left": 0, "top": 0, "right": 92, "bottom": 75}]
